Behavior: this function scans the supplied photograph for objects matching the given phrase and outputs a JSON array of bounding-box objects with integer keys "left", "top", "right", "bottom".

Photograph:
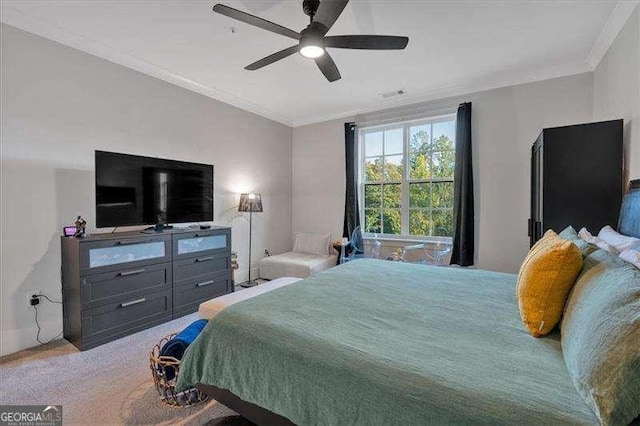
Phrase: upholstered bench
[
  {"left": 259, "top": 232, "right": 337, "bottom": 280},
  {"left": 259, "top": 251, "right": 337, "bottom": 279},
  {"left": 198, "top": 277, "right": 302, "bottom": 319}
]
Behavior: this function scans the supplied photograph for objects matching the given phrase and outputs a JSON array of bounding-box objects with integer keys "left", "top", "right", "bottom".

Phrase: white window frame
[{"left": 358, "top": 113, "right": 456, "bottom": 242}]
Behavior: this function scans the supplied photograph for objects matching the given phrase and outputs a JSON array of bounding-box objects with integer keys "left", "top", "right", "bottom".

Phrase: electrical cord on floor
[{"left": 33, "top": 294, "right": 63, "bottom": 345}]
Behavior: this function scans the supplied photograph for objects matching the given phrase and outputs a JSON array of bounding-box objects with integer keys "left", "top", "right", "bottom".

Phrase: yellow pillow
[{"left": 517, "top": 230, "right": 582, "bottom": 337}]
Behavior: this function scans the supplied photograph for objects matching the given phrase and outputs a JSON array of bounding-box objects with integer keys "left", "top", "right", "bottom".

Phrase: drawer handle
[
  {"left": 116, "top": 240, "right": 142, "bottom": 246},
  {"left": 120, "top": 298, "right": 146, "bottom": 308},
  {"left": 117, "top": 268, "right": 146, "bottom": 277},
  {"left": 196, "top": 280, "right": 215, "bottom": 287},
  {"left": 195, "top": 256, "right": 214, "bottom": 263}
]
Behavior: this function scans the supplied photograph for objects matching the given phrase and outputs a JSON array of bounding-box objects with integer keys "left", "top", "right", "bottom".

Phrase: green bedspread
[{"left": 177, "top": 259, "right": 597, "bottom": 425}]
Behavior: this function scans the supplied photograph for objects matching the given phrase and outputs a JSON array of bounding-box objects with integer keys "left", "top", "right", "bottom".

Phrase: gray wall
[
  {"left": 0, "top": 24, "right": 293, "bottom": 356},
  {"left": 292, "top": 74, "right": 594, "bottom": 273},
  {"left": 593, "top": 5, "right": 639, "bottom": 183},
  {"left": 292, "top": 118, "right": 352, "bottom": 242}
]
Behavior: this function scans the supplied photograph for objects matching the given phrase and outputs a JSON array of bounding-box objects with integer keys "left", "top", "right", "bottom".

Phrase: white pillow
[
  {"left": 578, "top": 227, "right": 619, "bottom": 255},
  {"left": 293, "top": 232, "right": 331, "bottom": 256},
  {"left": 619, "top": 249, "right": 640, "bottom": 270},
  {"left": 598, "top": 225, "right": 640, "bottom": 252}
]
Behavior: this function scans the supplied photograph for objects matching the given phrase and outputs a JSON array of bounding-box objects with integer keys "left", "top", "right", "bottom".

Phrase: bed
[
  {"left": 176, "top": 184, "right": 640, "bottom": 425},
  {"left": 197, "top": 277, "right": 302, "bottom": 320}
]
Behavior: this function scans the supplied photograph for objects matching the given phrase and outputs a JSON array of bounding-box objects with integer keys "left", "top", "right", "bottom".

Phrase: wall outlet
[{"left": 26, "top": 290, "right": 42, "bottom": 306}]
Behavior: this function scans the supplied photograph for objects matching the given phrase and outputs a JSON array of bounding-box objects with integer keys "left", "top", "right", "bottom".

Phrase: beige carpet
[{"left": 0, "top": 312, "right": 237, "bottom": 425}]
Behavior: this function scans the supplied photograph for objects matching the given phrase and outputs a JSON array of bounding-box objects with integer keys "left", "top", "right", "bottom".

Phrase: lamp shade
[{"left": 238, "top": 193, "right": 263, "bottom": 213}]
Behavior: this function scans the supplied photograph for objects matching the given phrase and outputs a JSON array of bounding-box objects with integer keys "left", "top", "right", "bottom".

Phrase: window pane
[
  {"left": 384, "top": 128, "right": 403, "bottom": 155},
  {"left": 382, "top": 209, "right": 402, "bottom": 234},
  {"left": 409, "top": 125, "right": 431, "bottom": 180},
  {"left": 432, "top": 121, "right": 455, "bottom": 148},
  {"left": 432, "top": 210, "right": 454, "bottom": 237},
  {"left": 432, "top": 181, "right": 454, "bottom": 208},
  {"left": 364, "top": 209, "right": 382, "bottom": 233},
  {"left": 364, "top": 157, "right": 383, "bottom": 181},
  {"left": 364, "top": 132, "right": 383, "bottom": 157},
  {"left": 432, "top": 135, "right": 455, "bottom": 151},
  {"left": 432, "top": 150, "right": 456, "bottom": 178},
  {"left": 384, "top": 155, "right": 403, "bottom": 181},
  {"left": 410, "top": 124, "right": 431, "bottom": 151},
  {"left": 364, "top": 184, "right": 382, "bottom": 208},
  {"left": 409, "top": 210, "right": 432, "bottom": 236},
  {"left": 409, "top": 153, "right": 431, "bottom": 180},
  {"left": 409, "top": 183, "right": 431, "bottom": 208},
  {"left": 383, "top": 184, "right": 401, "bottom": 208}
]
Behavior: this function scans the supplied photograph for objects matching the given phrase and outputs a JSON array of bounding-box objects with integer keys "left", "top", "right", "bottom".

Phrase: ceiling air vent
[{"left": 381, "top": 89, "right": 406, "bottom": 99}]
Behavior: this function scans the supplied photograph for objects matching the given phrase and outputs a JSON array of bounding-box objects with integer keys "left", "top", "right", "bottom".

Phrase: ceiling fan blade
[
  {"left": 325, "top": 35, "right": 409, "bottom": 50},
  {"left": 245, "top": 45, "right": 299, "bottom": 71},
  {"left": 313, "top": 0, "right": 349, "bottom": 35},
  {"left": 212, "top": 4, "right": 300, "bottom": 40},
  {"left": 315, "top": 52, "right": 341, "bottom": 82}
]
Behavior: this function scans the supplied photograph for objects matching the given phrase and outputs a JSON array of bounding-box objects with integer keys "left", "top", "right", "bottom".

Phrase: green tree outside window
[{"left": 362, "top": 119, "right": 455, "bottom": 237}]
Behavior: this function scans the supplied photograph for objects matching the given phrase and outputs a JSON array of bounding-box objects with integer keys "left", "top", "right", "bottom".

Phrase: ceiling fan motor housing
[{"left": 300, "top": 23, "right": 326, "bottom": 49}]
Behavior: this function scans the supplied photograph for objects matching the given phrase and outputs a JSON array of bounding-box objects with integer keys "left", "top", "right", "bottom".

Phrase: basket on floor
[{"left": 149, "top": 333, "right": 208, "bottom": 407}]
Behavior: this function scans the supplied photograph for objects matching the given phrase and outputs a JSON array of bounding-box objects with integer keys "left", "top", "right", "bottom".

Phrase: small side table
[{"left": 332, "top": 241, "right": 353, "bottom": 265}]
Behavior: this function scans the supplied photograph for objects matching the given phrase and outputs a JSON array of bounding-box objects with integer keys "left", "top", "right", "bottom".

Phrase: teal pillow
[
  {"left": 561, "top": 249, "right": 640, "bottom": 425},
  {"left": 559, "top": 226, "right": 597, "bottom": 257}
]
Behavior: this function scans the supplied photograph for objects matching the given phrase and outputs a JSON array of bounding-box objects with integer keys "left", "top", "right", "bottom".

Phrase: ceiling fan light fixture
[
  {"left": 299, "top": 27, "right": 325, "bottom": 59},
  {"left": 300, "top": 45, "right": 325, "bottom": 59},
  {"left": 213, "top": 1, "right": 409, "bottom": 82}
]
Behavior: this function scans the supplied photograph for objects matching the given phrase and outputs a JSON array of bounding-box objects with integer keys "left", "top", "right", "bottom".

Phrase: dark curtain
[
  {"left": 450, "top": 102, "right": 475, "bottom": 266},
  {"left": 343, "top": 123, "right": 361, "bottom": 242}
]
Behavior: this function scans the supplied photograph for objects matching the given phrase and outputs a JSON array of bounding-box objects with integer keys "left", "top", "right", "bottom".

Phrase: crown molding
[
  {"left": 2, "top": 2, "right": 635, "bottom": 129},
  {"left": 291, "top": 61, "right": 592, "bottom": 127},
  {"left": 0, "top": 5, "right": 294, "bottom": 127},
  {"left": 587, "top": 0, "right": 639, "bottom": 69},
  {"left": 294, "top": 0, "right": 638, "bottom": 129}
]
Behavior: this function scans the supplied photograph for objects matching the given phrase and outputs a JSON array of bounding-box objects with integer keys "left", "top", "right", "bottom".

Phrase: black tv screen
[{"left": 95, "top": 151, "right": 213, "bottom": 227}]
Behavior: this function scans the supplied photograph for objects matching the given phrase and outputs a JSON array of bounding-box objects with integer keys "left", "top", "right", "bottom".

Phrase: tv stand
[{"left": 61, "top": 226, "right": 232, "bottom": 350}]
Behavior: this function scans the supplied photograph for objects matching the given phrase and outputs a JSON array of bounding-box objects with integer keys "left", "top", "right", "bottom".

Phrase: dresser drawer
[
  {"left": 172, "top": 230, "right": 230, "bottom": 261},
  {"left": 173, "top": 253, "right": 230, "bottom": 282},
  {"left": 81, "top": 290, "right": 172, "bottom": 347},
  {"left": 81, "top": 262, "right": 172, "bottom": 309},
  {"left": 173, "top": 274, "right": 232, "bottom": 317},
  {"left": 80, "top": 235, "right": 171, "bottom": 276}
]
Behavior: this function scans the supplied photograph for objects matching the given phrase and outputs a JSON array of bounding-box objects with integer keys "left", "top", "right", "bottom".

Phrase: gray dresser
[{"left": 61, "top": 227, "right": 232, "bottom": 350}]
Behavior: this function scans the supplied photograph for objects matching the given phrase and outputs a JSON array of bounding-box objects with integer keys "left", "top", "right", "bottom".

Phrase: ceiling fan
[{"left": 212, "top": 0, "right": 409, "bottom": 82}]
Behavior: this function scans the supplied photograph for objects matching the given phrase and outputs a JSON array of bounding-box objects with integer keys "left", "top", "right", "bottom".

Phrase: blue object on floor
[
  {"left": 159, "top": 319, "right": 209, "bottom": 380},
  {"left": 161, "top": 319, "right": 209, "bottom": 360}
]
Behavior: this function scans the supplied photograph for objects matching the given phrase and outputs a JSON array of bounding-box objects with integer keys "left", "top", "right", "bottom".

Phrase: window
[{"left": 360, "top": 115, "right": 456, "bottom": 239}]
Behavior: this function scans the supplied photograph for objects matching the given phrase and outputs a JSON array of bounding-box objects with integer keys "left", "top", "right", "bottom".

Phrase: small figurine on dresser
[{"left": 74, "top": 215, "right": 87, "bottom": 237}]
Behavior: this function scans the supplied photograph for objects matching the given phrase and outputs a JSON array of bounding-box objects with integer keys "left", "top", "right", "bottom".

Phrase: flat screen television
[{"left": 95, "top": 151, "right": 213, "bottom": 228}]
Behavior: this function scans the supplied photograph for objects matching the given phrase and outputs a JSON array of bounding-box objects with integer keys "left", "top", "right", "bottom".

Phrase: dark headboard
[{"left": 618, "top": 179, "right": 640, "bottom": 239}]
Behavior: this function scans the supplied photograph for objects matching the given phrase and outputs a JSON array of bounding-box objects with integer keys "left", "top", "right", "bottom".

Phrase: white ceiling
[{"left": 1, "top": 1, "right": 636, "bottom": 127}]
